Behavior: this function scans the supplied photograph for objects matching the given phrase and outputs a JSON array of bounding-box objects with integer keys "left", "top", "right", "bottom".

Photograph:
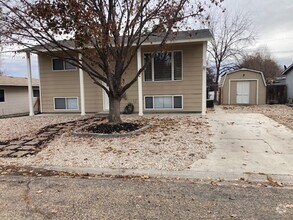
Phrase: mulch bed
[{"left": 83, "top": 122, "right": 143, "bottom": 134}]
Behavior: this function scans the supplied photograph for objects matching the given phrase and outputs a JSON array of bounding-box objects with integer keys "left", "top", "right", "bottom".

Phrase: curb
[{"left": 36, "top": 165, "right": 293, "bottom": 184}]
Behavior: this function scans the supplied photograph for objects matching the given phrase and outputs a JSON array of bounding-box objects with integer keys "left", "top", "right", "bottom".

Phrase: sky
[{"left": 0, "top": 0, "right": 293, "bottom": 78}]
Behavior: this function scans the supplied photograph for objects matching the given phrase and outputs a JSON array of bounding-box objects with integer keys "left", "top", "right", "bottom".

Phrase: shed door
[{"left": 236, "top": 81, "right": 250, "bottom": 104}]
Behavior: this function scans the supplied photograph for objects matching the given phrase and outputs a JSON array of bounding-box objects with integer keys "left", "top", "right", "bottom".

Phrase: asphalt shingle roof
[{"left": 0, "top": 75, "right": 39, "bottom": 87}]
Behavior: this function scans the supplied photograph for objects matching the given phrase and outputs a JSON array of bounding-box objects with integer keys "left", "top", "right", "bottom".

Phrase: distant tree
[
  {"left": 207, "top": 11, "right": 255, "bottom": 99},
  {"left": 206, "top": 67, "right": 216, "bottom": 87},
  {"left": 239, "top": 47, "right": 282, "bottom": 82},
  {"left": 0, "top": 0, "right": 223, "bottom": 124}
]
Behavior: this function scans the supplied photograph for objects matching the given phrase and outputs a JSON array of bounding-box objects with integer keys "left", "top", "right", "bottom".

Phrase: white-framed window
[
  {"left": 144, "top": 95, "right": 183, "bottom": 110},
  {"left": 54, "top": 97, "right": 78, "bottom": 110},
  {"left": 52, "top": 58, "right": 77, "bottom": 71},
  {"left": 0, "top": 89, "right": 5, "bottom": 102},
  {"left": 144, "top": 51, "right": 182, "bottom": 81}
]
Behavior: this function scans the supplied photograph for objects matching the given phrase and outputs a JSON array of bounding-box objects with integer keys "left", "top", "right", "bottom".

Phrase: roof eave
[{"left": 19, "top": 37, "right": 212, "bottom": 53}]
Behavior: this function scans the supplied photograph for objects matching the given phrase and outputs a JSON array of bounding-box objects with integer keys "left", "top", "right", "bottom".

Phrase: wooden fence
[{"left": 266, "top": 85, "right": 287, "bottom": 104}]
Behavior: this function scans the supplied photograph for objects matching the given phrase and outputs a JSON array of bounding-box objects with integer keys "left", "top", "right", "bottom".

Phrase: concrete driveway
[{"left": 190, "top": 107, "right": 293, "bottom": 183}]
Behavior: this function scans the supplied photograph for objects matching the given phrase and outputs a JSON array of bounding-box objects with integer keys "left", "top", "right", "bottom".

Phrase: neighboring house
[
  {"left": 24, "top": 30, "right": 211, "bottom": 115},
  {"left": 219, "top": 69, "right": 267, "bottom": 105},
  {"left": 272, "top": 75, "right": 286, "bottom": 85},
  {"left": 282, "top": 63, "right": 293, "bottom": 103},
  {"left": 0, "top": 75, "right": 39, "bottom": 116}
]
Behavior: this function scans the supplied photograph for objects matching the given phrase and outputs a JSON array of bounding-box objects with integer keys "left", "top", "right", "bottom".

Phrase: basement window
[
  {"left": 54, "top": 97, "right": 78, "bottom": 110},
  {"left": 144, "top": 95, "right": 183, "bottom": 109}
]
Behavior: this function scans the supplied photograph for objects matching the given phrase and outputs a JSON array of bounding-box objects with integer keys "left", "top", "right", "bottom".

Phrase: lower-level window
[
  {"left": 0, "top": 89, "right": 4, "bottom": 102},
  {"left": 145, "top": 95, "right": 183, "bottom": 109},
  {"left": 54, "top": 97, "right": 78, "bottom": 110}
]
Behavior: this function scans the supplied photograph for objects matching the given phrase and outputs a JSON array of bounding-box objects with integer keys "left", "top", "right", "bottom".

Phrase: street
[{"left": 0, "top": 175, "right": 292, "bottom": 219}]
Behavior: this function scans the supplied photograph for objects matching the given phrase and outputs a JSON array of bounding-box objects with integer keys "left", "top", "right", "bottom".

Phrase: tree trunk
[
  {"left": 108, "top": 96, "right": 122, "bottom": 124},
  {"left": 214, "top": 67, "right": 221, "bottom": 102}
]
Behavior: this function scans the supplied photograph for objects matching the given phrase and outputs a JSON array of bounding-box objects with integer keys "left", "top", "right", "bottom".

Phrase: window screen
[
  {"left": 67, "top": 98, "right": 78, "bottom": 109},
  {"left": 154, "top": 96, "right": 172, "bottom": 108}
]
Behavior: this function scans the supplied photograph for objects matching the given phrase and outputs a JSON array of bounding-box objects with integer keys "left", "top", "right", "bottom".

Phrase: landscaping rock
[
  {"left": 5, "top": 145, "right": 20, "bottom": 150},
  {"left": 0, "top": 117, "right": 98, "bottom": 158},
  {"left": 19, "top": 146, "right": 35, "bottom": 151},
  {"left": 24, "top": 140, "right": 41, "bottom": 146},
  {"left": 0, "top": 150, "right": 14, "bottom": 156},
  {"left": 9, "top": 140, "right": 26, "bottom": 145},
  {"left": 39, "top": 132, "right": 54, "bottom": 137},
  {"left": 10, "top": 151, "right": 30, "bottom": 158}
]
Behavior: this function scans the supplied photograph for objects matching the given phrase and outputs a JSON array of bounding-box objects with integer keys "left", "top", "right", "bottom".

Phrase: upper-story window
[
  {"left": 52, "top": 58, "right": 76, "bottom": 71},
  {"left": 0, "top": 89, "right": 4, "bottom": 102},
  {"left": 144, "top": 51, "right": 182, "bottom": 81}
]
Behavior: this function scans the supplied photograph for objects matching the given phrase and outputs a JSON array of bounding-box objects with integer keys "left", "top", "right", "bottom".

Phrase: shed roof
[
  {"left": 0, "top": 75, "right": 39, "bottom": 87},
  {"left": 281, "top": 63, "right": 293, "bottom": 75},
  {"left": 20, "top": 29, "right": 212, "bottom": 53},
  {"left": 219, "top": 68, "right": 267, "bottom": 87}
]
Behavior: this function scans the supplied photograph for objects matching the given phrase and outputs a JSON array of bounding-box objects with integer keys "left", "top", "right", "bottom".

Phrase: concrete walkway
[
  {"left": 40, "top": 107, "right": 293, "bottom": 183},
  {"left": 190, "top": 107, "right": 293, "bottom": 182}
]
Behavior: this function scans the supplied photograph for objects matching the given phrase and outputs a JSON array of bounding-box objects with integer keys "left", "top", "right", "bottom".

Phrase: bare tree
[
  {"left": 0, "top": 0, "right": 223, "bottom": 124},
  {"left": 207, "top": 11, "right": 255, "bottom": 99},
  {"left": 239, "top": 47, "right": 282, "bottom": 82}
]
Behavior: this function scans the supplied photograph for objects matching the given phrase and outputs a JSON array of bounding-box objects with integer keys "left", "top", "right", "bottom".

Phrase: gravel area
[
  {"left": 0, "top": 115, "right": 213, "bottom": 171},
  {"left": 220, "top": 105, "right": 293, "bottom": 130},
  {"left": 0, "top": 115, "right": 88, "bottom": 142}
]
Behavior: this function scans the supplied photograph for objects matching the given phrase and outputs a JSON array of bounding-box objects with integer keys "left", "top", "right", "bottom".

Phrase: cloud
[
  {"left": 222, "top": 0, "right": 293, "bottom": 65},
  {"left": 0, "top": 52, "right": 39, "bottom": 78}
]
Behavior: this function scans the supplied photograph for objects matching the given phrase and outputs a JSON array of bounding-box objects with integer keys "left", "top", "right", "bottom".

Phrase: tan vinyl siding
[
  {"left": 84, "top": 73, "right": 103, "bottom": 112},
  {"left": 39, "top": 42, "right": 204, "bottom": 113},
  {"left": 39, "top": 53, "right": 81, "bottom": 113},
  {"left": 142, "top": 43, "right": 203, "bottom": 112},
  {"left": 120, "top": 61, "right": 139, "bottom": 112},
  {"left": 0, "top": 86, "right": 38, "bottom": 116},
  {"left": 221, "top": 70, "right": 266, "bottom": 105}
]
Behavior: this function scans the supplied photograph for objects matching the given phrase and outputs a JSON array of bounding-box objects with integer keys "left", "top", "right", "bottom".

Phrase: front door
[{"left": 236, "top": 81, "right": 250, "bottom": 104}]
